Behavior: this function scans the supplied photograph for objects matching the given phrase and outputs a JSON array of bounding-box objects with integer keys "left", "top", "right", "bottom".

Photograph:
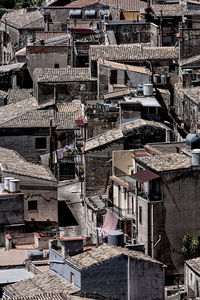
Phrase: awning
[
  {"left": 69, "top": 9, "right": 82, "bottom": 16},
  {"left": 102, "top": 210, "right": 118, "bottom": 237},
  {"left": 85, "top": 9, "right": 95, "bottom": 16},
  {"left": 99, "top": 9, "right": 109, "bottom": 16},
  {"left": 131, "top": 169, "right": 160, "bottom": 182}
]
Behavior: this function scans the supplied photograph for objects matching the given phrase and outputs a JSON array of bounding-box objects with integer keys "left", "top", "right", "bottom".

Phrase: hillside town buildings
[{"left": 1, "top": 0, "right": 200, "bottom": 298}]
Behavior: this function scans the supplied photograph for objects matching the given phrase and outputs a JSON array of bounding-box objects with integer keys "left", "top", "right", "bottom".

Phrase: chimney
[{"left": 59, "top": 237, "right": 85, "bottom": 258}]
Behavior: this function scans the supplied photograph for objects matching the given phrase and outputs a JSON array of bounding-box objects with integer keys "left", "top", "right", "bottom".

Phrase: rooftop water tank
[
  {"left": 136, "top": 84, "right": 143, "bottom": 95},
  {"left": 108, "top": 230, "right": 124, "bottom": 247},
  {"left": 143, "top": 84, "right": 153, "bottom": 96},
  {"left": 4, "top": 177, "right": 14, "bottom": 192},
  {"left": 161, "top": 74, "right": 167, "bottom": 85},
  {"left": 192, "top": 149, "right": 200, "bottom": 166},
  {"left": 186, "top": 133, "right": 200, "bottom": 149},
  {"left": 153, "top": 74, "right": 160, "bottom": 85},
  {"left": 28, "top": 249, "right": 43, "bottom": 261},
  {"left": 9, "top": 179, "right": 20, "bottom": 193}
]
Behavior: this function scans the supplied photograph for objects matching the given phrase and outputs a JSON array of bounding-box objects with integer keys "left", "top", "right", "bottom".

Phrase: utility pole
[{"left": 49, "top": 120, "right": 53, "bottom": 172}]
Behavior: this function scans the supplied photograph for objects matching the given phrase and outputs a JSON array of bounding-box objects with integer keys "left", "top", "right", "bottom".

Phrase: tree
[
  {"left": 0, "top": 0, "right": 16, "bottom": 8},
  {"left": 182, "top": 233, "right": 199, "bottom": 260}
]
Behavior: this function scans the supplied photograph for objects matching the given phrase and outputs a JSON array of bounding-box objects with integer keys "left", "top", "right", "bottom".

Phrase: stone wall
[
  {"left": 81, "top": 255, "right": 128, "bottom": 300},
  {"left": 84, "top": 141, "right": 123, "bottom": 196},
  {"left": 153, "top": 167, "right": 200, "bottom": 277},
  {"left": 0, "top": 193, "right": 24, "bottom": 225},
  {"left": 105, "top": 22, "right": 159, "bottom": 46},
  {"left": 180, "top": 28, "right": 200, "bottom": 60},
  {"left": 36, "top": 81, "right": 97, "bottom": 104},
  {"left": 86, "top": 111, "right": 119, "bottom": 139},
  {"left": 27, "top": 46, "right": 71, "bottom": 78},
  {"left": 2, "top": 171, "right": 58, "bottom": 223},
  {"left": 130, "top": 258, "right": 164, "bottom": 300},
  {"left": 0, "top": 128, "right": 50, "bottom": 163}
]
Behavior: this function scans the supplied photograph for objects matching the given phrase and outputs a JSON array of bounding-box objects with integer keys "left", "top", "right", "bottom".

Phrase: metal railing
[{"left": 105, "top": 199, "right": 136, "bottom": 220}]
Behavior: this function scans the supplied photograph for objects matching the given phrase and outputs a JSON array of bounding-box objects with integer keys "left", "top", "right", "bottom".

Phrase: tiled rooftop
[
  {"left": 0, "top": 89, "right": 8, "bottom": 99},
  {"left": 86, "top": 194, "right": 107, "bottom": 210},
  {"left": 151, "top": 4, "right": 187, "bottom": 16},
  {"left": 145, "top": 142, "right": 190, "bottom": 155},
  {"left": 65, "top": 0, "right": 99, "bottom": 8},
  {"left": 85, "top": 119, "right": 168, "bottom": 151},
  {"left": 99, "top": 59, "right": 152, "bottom": 75},
  {"left": 1, "top": 8, "right": 44, "bottom": 29},
  {"left": 3, "top": 271, "right": 78, "bottom": 298},
  {"left": 8, "top": 294, "right": 70, "bottom": 300},
  {"left": 0, "top": 103, "right": 83, "bottom": 130},
  {"left": 7, "top": 89, "right": 33, "bottom": 105},
  {"left": 0, "top": 249, "right": 30, "bottom": 267},
  {"left": 90, "top": 44, "right": 179, "bottom": 61},
  {"left": 186, "top": 257, "right": 200, "bottom": 276},
  {"left": 0, "top": 63, "right": 25, "bottom": 73},
  {"left": 64, "top": 0, "right": 147, "bottom": 11},
  {"left": 0, "top": 97, "right": 38, "bottom": 125},
  {"left": 136, "top": 153, "right": 191, "bottom": 172},
  {"left": 33, "top": 67, "right": 94, "bottom": 83},
  {"left": 0, "top": 147, "right": 56, "bottom": 181},
  {"left": 180, "top": 54, "right": 200, "bottom": 66},
  {"left": 64, "top": 243, "right": 163, "bottom": 270},
  {"left": 174, "top": 84, "right": 200, "bottom": 105}
]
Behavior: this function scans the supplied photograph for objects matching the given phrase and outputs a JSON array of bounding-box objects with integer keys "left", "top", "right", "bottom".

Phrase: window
[
  {"left": 35, "top": 137, "right": 47, "bottom": 150},
  {"left": 139, "top": 206, "right": 142, "bottom": 225},
  {"left": 54, "top": 64, "right": 59, "bottom": 69},
  {"left": 70, "top": 272, "right": 74, "bottom": 284},
  {"left": 28, "top": 200, "right": 37, "bottom": 211},
  {"left": 110, "top": 70, "right": 118, "bottom": 84}
]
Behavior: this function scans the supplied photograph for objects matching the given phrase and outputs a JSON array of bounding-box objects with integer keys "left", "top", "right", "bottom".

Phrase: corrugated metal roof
[
  {"left": 123, "top": 97, "right": 161, "bottom": 107},
  {"left": 131, "top": 169, "right": 160, "bottom": 182}
]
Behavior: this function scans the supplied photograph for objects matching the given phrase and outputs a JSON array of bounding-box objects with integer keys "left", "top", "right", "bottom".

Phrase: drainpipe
[
  {"left": 127, "top": 255, "right": 130, "bottom": 300},
  {"left": 151, "top": 203, "right": 154, "bottom": 258}
]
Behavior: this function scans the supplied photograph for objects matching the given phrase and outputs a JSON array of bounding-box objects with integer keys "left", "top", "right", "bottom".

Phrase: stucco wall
[
  {"left": 50, "top": 249, "right": 81, "bottom": 288},
  {"left": 154, "top": 168, "right": 200, "bottom": 276},
  {"left": 27, "top": 46, "right": 71, "bottom": 79},
  {"left": 0, "top": 128, "right": 50, "bottom": 163},
  {"left": 130, "top": 258, "right": 164, "bottom": 300},
  {"left": 81, "top": 255, "right": 128, "bottom": 300},
  {"left": 2, "top": 171, "right": 58, "bottom": 223}
]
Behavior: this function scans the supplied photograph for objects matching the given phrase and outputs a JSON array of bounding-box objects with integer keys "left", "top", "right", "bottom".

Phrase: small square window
[
  {"left": 54, "top": 64, "right": 59, "bottom": 69},
  {"left": 28, "top": 200, "right": 37, "bottom": 211},
  {"left": 35, "top": 137, "right": 47, "bottom": 150}
]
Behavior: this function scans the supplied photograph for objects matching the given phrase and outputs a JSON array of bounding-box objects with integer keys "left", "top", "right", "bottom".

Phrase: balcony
[
  {"left": 105, "top": 199, "right": 136, "bottom": 220},
  {"left": 137, "top": 189, "right": 162, "bottom": 202}
]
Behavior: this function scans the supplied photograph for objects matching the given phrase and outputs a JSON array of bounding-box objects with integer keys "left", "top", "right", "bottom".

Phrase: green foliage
[
  {"left": 0, "top": 0, "right": 16, "bottom": 8},
  {"left": 182, "top": 233, "right": 199, "bottom": 259}
]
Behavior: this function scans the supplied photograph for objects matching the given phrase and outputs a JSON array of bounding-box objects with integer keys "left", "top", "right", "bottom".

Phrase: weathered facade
[
  {"left": 26, "top": 45, "right": 71, "bottom": 79},
  {"left": 84, "top": 120, "right": 168, "bottom": 197},
  {"left": 50, "top": 243, "right": 165, "bottom": 300},
  {"left": 1, "top": 8, "right": 44, "bottom": 64}
]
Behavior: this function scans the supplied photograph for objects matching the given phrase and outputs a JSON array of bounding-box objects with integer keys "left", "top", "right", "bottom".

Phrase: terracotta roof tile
[
  {"left": 90, "top": 44, "right": 179, "bottom": 61},
  {"left": 99, "top": 59, "right": 152, "bottom": 75},
  {"left": 85, "top": 119, "right": 168, "bottom": 151},
  {"left": 64, "top": 243, "right": 163, "bottom": 270},
  {"left": 136, "top": 153, "right": 191, "bottom": 172},
  {"left": 33, "top": 67, "right": 95, "bottom": 83},
  {"left": 0, "top": 147, "right": 56, "bottom": 181},
  {"left": 1, "top": 8, "right": 44, "bottom": 30},
  {"left": 151, "top": 4, "right": 187, "bottom": 16},
  {"left": 3, "top": 271, "right": 78, "bottom": 298}
]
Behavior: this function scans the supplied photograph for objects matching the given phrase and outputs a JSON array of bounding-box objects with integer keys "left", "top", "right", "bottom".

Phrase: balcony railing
[
  {"left": 105, "top": 199, "right": 136, "bottom": 220},
  {"left": 138, "top": 190, "right": 162, "bottom": 201}
]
